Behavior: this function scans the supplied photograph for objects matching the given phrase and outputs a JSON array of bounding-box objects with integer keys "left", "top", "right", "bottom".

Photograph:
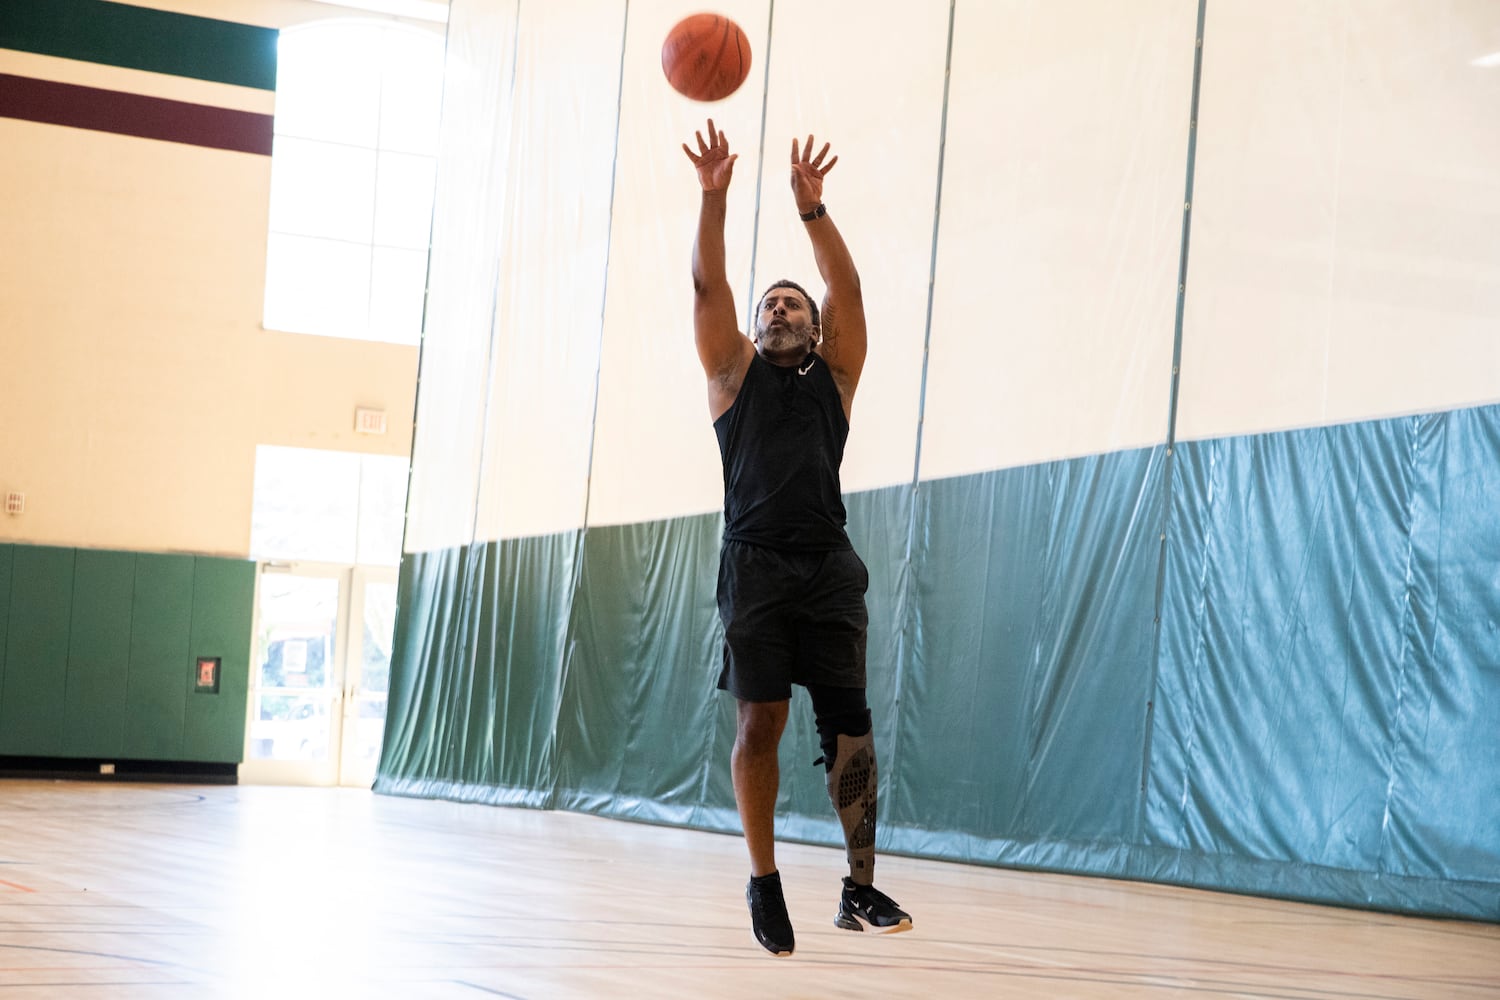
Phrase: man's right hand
[{"left": 683, "top": 118, "right": 738, "bottom": 192}]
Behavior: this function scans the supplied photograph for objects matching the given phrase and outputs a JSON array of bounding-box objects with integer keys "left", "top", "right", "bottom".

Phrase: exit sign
[{"left": 354, "top": 408, "right": 387, "bottom": 435}]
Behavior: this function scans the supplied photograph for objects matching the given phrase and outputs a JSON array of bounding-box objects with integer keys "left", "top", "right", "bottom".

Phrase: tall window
[{"left": 263, "top": 20, "right": 444, "bottom": 345}]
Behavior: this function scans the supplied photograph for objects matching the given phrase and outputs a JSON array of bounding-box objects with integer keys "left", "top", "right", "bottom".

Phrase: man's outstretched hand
[
  {"left": 683, "top": 118, "right": 738, "bottom": 193},
  {"left": 791, "top": 135, "right": 837, "bottom": 216}
]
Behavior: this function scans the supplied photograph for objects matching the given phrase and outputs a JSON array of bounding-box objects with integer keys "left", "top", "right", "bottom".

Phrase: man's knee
[
  {"left": 735, "top": 699, "right": 789, "bottom": 754},
  {"left": 807, "top": 684, "right": 871, "bottom": 770}
]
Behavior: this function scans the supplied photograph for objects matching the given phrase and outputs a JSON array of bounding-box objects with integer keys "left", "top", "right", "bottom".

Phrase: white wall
[
  {"left": 1179, "top": 0, "right": 1500, "bottom": 441},
  {"left": 0, "top": 0, "right": 426, "bottom": 555},
  {"left": 407, "top": 0, "right": 1500, "bottom": 548}
]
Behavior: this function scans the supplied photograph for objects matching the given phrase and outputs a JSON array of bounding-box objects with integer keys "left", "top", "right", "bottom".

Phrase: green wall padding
[
  {"left": 382, "top": 545, "right": 462, "bottom": 788},
  {"left": 382, "top": 544, "right": 552, "bottom": 802},
  {"left": 1152, "top": 422, "right": 1411, "bottom": 867},
  {"left": 0, "top": 546, "right": 11, "bottom": 722},
  {"left": 1381, "top": 410, "right": 1500, "bottom": 883},
  {"left": 468, "top": 533, "right": 574, "bottom": 794},
  {"left": 62, "top": 550, "right": 136, "bottom": 756},
  {"left": 0, "top": 545, "right": 254, "bottom": 763},
  {"left": 381, "top": 403, "right": 1500, "bottom": 922},
  {"left": 381, "top": 536, "right": 580, "bottom": 805},
  {"left": 1142, "top": 409, "right": 1500, "bottom": 914},
  {"left": 0, "top": 546, "right": 75, "bottom": 755},
  {"left": 552, "top": 515, "right": 731, "bottom": 824},
  {"left": 124, "top": 554, "right": 194, "bottom": 758},
  {"left": 891, "top": 448, "right": 1163, "bottom": 850},
  {"left": 183, "top": 558, "right": 255, "bottom": 761}
]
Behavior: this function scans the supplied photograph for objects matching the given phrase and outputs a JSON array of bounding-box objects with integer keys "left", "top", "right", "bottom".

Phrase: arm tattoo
[{"left": 820, "top": 302, "right": 838, "bottom": 348}]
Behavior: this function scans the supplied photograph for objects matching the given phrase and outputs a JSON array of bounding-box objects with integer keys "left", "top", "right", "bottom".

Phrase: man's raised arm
[
  {"left": 683, "top": 118, "right": 753, "bottom": 419},
  {"left": 791, "top": 135, "right": 866, "bottom": 415}
]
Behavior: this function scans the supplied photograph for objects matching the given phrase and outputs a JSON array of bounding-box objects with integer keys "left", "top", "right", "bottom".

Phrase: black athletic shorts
[{"left": 716, "top": 540, "right": 869, "bottom": 702}]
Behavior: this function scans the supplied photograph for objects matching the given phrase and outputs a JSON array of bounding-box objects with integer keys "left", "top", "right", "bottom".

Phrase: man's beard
[{"left": 757, "top": 319, "right": 814, "bottom": 353}]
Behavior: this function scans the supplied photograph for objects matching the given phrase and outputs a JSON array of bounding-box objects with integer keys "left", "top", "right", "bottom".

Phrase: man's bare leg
[
  {"left": 733, "top": 698, "right": 795, "bottom": 955},
  {"left": 732, "top": 698, "right": 789, "bottom": 875}
]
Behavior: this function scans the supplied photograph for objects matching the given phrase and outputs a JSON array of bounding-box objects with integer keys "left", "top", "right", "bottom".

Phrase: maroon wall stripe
[{"left": 0, "top": 73, "right": 273, "bottom": 155}]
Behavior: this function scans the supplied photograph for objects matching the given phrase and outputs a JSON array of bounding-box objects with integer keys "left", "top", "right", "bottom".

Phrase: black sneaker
[
  {"left": 746, "top": 872, "right": 795, "bottom": 956},
  {"left": 834, "top": 877, "right": 912, "bottom": 933}
]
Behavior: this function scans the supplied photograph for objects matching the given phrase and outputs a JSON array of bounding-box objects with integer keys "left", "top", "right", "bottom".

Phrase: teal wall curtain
[{"left": 382, "top": 406, "right": 1500, "bottom": 921}]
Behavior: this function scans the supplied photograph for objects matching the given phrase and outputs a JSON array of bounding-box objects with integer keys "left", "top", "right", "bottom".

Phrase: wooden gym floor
[{"left": 0, "top": 780, "right": 1495, "bottom": 998}]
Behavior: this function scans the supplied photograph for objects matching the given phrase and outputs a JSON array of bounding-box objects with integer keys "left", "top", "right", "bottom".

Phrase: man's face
[{"left": 754, "top": 287, "right": 816, "bottom": 353}]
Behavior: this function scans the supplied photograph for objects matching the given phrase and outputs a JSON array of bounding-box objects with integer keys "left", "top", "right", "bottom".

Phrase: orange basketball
[{"left": 661, "top": 13, "right": 751, "bottom": 102}]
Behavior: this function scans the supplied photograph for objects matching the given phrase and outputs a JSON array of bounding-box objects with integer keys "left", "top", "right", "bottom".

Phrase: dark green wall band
[
  {"left": 0, "top": 0, "right": 278, "bottom": 91},
  {"left": 0, "top": 73, "right": 274, "bottom": 154}
]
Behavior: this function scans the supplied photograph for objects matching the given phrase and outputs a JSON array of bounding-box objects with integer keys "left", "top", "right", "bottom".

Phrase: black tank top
[{"left": 714, "top": 351, "right": 851, "bottom": 551}]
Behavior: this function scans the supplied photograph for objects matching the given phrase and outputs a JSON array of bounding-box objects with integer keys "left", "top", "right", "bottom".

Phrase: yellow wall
[{"left": 0, "top": 1, "right": 430, "bottom": 556}]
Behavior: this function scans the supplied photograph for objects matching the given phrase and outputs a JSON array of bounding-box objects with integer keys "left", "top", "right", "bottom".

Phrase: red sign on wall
[{"left": 195, "top": 656, "right": 220, "bottom": 694}]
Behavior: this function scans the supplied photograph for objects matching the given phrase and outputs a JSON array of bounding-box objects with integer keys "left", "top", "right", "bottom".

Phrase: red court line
[{"left": 0, "top": 879, "right": 38, "bottom": 893}]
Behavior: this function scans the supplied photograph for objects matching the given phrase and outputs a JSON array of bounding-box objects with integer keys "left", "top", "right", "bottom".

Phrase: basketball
[{"left": 661, "top": 13, "right": 751, "bottom": 102}]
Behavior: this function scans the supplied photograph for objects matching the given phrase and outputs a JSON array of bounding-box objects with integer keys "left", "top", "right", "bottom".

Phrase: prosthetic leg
[
  {"left": 823, "top": 729, "right": 877, "bottom": 885},
  {"left": 810, "top": 686, "right": 911, "bottom": 933}
]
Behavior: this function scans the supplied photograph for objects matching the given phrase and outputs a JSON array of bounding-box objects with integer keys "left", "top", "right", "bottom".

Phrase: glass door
[
  {"left": 243, "top": 563, "right": 396, "bottom": 787},
  {"left": 337, "top": 568, "right": 397, "bottom": 788}
]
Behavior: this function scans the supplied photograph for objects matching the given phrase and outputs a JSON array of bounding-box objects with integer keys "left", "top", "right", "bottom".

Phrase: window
[
  {"left": 250, "top": 445, "right": 409, "bottom": 565},
  {"left": 263, "top": 20, "right": 444, "bottom": 344}
]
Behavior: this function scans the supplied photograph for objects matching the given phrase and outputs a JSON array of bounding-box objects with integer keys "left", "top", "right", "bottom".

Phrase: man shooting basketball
[{"left": 682, "top": 118, "right": 912, "bottom": 957}]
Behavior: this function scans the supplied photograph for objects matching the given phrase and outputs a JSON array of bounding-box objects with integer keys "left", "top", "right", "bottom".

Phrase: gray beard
[{"left": 757, "top": 322, "right": 813, "bottom": 354}]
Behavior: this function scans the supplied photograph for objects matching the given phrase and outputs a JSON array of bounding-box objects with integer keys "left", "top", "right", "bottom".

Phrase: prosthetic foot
[{"left": 835, "top": 877, "right": 913, "bottom": 933}]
